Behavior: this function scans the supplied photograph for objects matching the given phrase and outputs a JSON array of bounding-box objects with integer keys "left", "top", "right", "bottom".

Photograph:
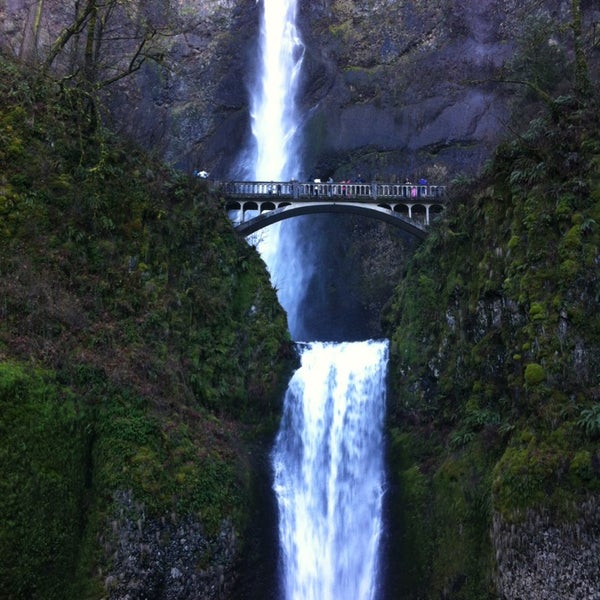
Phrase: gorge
[{"left": 0, "top": 1, "right": 600, "bottom": 599}]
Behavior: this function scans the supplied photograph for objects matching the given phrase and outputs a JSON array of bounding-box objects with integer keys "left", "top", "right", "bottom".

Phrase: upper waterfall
[
  {"left": 234, "top": 0, "right": 310, "bottom": 338},
  {"left": 242, "top": 0, "right": 305, "bottom": 181}
]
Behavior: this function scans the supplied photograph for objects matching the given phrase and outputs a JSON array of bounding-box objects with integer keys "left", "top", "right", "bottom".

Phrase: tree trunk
[
  {"left": 571, "top": 0, "right": 591, "bottom": 98},
  {"left": 84, "top": 0, "right": 98, "bottom": 83},
  {"left": 19, "top": 0, "right": 45, "bottom": 64},
  {"left": 42, "top": 0, "right": 96, "bottom": 72}
]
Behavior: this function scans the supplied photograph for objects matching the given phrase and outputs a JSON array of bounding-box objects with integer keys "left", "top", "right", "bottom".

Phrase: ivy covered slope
[
  {"left": 384, "top": 94, "right": 600, "bottom": 598},
  {"left": 0, "top": 55, "right": 294, "bottom": 600}
]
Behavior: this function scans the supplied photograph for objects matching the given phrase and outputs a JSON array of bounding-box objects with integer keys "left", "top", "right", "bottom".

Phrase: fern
[
  {"left": 576, "top": 404, "right": 600, "bottom": 437},
  {"left": 449, "top": 430, "right": 476, "bottom": 449}
]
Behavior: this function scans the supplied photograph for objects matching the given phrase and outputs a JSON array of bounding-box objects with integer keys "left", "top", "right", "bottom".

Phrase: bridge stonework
[{"left": 215, "top": 181, "right": 446, "bottom": 238}]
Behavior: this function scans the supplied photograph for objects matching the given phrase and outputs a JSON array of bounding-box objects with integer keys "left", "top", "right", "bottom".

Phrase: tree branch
[{"left": 42, "top": 0, "right": 96, "bottom": 72}]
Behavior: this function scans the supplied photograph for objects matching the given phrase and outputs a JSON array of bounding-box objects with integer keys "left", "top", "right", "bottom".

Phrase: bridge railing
[{"left": 216, "top": 181, "right": 446, "bottom": 201}]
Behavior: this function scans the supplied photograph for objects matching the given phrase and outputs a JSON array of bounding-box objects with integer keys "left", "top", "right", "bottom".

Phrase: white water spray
[
  {"left": 273, "top": 341, "right": 388, "bottom": 600},
  {"left": 238, "top": 1, "right": 388, "bottom": 598}
]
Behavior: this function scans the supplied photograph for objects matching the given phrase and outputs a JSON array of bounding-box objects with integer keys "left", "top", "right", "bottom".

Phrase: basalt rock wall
[
  {"left": 297, "top": 0, "right": 600, "bottom": 180},
  {"left": 2, "top": 0, "right": 598, "bottom": 179},
  {"left": 383, "top": 92, "right": 600, "bottom": 598}
]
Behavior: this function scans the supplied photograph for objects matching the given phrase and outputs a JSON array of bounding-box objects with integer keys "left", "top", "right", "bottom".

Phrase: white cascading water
[
  {"left": 273, "top": 341, "right": 388, "bottom": 600},
  {"left": 237, "top": 0, "right": 312, "bottom": 337},
  {"left": 250, "top": 0, "right": 304, "bottom": 181},
  {"left": 238, "top": 0, "right": 388, "bottom": 598}
]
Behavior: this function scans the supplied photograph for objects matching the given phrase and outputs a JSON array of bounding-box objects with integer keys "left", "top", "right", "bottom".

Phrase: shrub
[{"left": 524, "top": 362, "right": 545, "bottom": 386}]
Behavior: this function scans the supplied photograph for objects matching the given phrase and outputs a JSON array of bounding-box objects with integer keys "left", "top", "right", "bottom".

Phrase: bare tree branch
[
  {"left": 95, "top": 33, "right": 155, "bottom": 88},
  {"left": 42, "top": 0, "right": 97, "bottom": 72},
  {"left": 465, "top": 78, "right": 554, "bottom": 107}
]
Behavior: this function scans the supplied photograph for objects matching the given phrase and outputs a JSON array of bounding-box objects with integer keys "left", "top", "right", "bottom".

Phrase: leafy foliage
[
  {"left": 383, "top": 62, "right": 600, "bottom": 598},
  {"left": 0, "top": 53, "right": 294, "bottom": 418},
  {"left": 577, "top": 404, "right": 600, "bottom": 438},
  {"left": 0, "top": 53, "right": 296, "bottom": 598}
]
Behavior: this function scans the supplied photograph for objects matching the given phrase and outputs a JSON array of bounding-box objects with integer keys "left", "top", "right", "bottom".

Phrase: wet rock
[
  {"left": 493, "top": 499, "right": 600, "bottom": 600},
  {"left": 102, "top": 491, "right": 238, "bottom": 600}
]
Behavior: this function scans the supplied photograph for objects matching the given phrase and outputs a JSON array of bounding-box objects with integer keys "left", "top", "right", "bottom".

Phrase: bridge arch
[{"left": 226, "top": 201, "right": 435, "bottom": 239}]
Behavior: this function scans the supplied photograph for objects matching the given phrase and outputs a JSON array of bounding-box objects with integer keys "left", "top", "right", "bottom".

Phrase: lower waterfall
[{"left": 272, "top": 340, "right": 388, "bottom": 600}]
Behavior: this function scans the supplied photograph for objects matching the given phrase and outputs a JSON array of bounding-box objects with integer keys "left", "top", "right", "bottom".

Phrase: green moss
[
  {"left": 422, "top": 446, "right": 497, "bottom": 599},
  {"left": 507, "top": 234, "right": 520, "bottom": 249},
  {"left": 569, "top": 450, "right": 594, "bottom": 483},
  {"left": 492, "top": 424, "right": 600, "bottom": 521},
  {"left": 524, "top": 362, "right": 545, "bottom": 385},
  {"left": 0, "top": 362, "right": 91, "bottom": 600},
  {"left": 555, "top": 194, "right": 574, "bottom": 220},
  {"left": 528, "top": 302, "right": 546, "bottom": 321},
  {"left": 387, "top": 424, "right": 499, "bottom": 598},
  {"left": 0, "top": 54, "right": 295, "bottom": 598},
  {"left": 562, "top": 224, "right": 582, "bottom": 250},
  {"left": 559, "top": 258, "right": 580, "bottom": 281}
]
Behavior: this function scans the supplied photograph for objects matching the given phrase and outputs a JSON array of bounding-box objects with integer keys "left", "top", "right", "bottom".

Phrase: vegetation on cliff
[
  {"left": 0, "top": 54, "right": 294, "bottom": 599},
  {"left": 383, "top": 65, "right": 600, "bottom": 599}
]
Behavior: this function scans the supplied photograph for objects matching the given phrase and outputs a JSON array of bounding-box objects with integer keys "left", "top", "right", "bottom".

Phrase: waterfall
[
  {"left": 238, "top": 0, "right": 304, "bottom": 182},
  {"left": 234, "top": 0, "right": 313, "bottom": 338},
  {"left": 250, "top": 0, "right": 304, "bottom": 181},
  {"left": 235, "top": 0, "right": 388, "bottom": 598},
  {"left": 272, "top": 341, "right": 388, "bottom": 600}
]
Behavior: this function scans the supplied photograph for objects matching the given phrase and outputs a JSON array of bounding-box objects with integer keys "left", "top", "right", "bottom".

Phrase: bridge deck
[{"left": 217, "top": 181, "right": 446, "bottom": 202}]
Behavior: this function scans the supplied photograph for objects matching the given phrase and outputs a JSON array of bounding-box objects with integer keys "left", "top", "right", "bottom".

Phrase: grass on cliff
[{"left": 0, "top": 53, "right": 295, "bottom": 599}]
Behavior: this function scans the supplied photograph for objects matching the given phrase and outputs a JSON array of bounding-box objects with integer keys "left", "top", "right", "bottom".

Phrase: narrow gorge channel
[{"left": 234, "top": 0, "right": 389, "bottom": 598}]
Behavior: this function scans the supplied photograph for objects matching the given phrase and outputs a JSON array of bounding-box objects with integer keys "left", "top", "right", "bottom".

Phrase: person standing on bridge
[{"left": 290, "top": 178, "right": 299, "bottom": 199}]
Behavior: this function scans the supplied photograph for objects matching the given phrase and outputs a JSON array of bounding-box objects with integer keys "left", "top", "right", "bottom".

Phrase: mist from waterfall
[{"left": 235, "top": 0, "right": 387, "bottom": 598}]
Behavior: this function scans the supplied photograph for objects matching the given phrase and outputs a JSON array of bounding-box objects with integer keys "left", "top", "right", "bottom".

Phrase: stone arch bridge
[{"left": 216, "top": 181, "right": 446, "bottom": 239}]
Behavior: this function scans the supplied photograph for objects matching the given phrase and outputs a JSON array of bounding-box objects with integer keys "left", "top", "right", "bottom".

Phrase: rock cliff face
[
  {"left": 2, "top": 0, "right": 598, "bottom": 179},
  {"left": 383, "top": 94, "right": 600, "bottom": 598},
  {"left": 102, "top": 491, "right": 238, "bottom": 600},
  {"left": 493, "top": 502, "right": 600, "bottom": 600},
  {"left": 296, "top": 0, "right": 600, "bottom": 180}
]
